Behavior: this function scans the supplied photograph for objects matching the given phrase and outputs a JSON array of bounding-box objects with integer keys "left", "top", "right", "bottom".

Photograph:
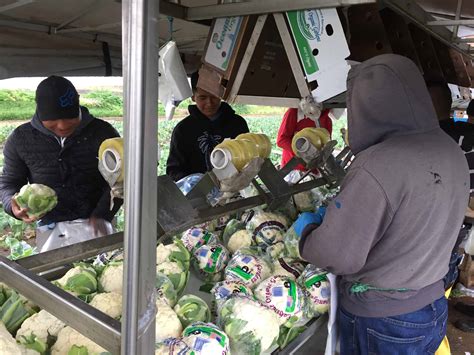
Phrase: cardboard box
[
  {"left": 459, "top": 253, "right": 474, "bottom": 289},
  {"left": 286, "top": 8, "right": 350, "bottom": 102}
]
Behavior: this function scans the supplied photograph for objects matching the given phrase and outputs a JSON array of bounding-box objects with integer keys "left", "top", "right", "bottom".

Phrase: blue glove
[{"left": 293, "top": 206, "right": 326, "bottom": 238}]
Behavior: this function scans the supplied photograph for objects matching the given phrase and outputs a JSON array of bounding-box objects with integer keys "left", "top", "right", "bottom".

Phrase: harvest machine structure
[{"left": 0, "top": 0, "right": 473, "bottom": 353}]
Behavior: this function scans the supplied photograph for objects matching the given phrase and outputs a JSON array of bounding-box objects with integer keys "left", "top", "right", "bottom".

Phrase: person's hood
[
  {"left": 188, "top": 101, "right": 235, "bottom": 121},
  {"left": 346, "top": 54, "right": 439, "bottom": 155},
  {"left": 31, "top": 106, "right": 95, "bottom": 138}
]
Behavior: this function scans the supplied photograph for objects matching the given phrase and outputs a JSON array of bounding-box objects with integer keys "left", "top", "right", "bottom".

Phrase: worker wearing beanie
[{"left": 0, "top": 76, "right": 122, "bottom": 250}]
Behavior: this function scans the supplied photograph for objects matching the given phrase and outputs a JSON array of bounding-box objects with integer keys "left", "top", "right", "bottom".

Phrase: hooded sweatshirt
[
  {"left": 166, "top": 102, "right": 249, "bottom": 181},
  {"left": 299, "top": 54, "right": 469, "bottom": 317}
]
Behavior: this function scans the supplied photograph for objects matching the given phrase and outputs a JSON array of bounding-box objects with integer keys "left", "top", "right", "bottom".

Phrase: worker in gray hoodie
[{"left": 294, "top": 54, "right": 469, "bottom": 354}]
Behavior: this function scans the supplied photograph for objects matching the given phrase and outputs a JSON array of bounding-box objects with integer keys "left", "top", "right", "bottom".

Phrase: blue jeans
[
  {"left": 338, "top": 297, "right": 448, "bottom": 355},
  {"left": 443, "top": 250, "right": 463, "bottom": 289}
]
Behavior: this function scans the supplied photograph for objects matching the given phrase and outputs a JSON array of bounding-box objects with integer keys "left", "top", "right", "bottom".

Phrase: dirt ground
[{"left": 447, "top": 297, "right": 474, "bottom": 354}]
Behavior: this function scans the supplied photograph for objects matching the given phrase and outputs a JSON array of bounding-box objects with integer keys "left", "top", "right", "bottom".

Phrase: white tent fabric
[{"left": 0, "top": 0, "right": 473, "bottom": 79}]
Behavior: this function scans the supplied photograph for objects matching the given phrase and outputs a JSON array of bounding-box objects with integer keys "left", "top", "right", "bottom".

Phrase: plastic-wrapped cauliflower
[
  {"left": 155, "top": 301, "right": 183, "bottom": 342},
  {"left": 226, "top": 230, "right": 253, "bottom": 255},
  {"left": 272, "top": 258, "right": 307, "bottom": 280},
  {"left": 173, "top": 294, "right": 211, "bottom": 328},
  {"left": 155, "top": 338, "right": 190, "bottom": 355},
  {"left": 254, "top": 275, "right": 309, "bottom": 327},
  {"left": 266, "top": 241, "right": 286, "bottom": 259},
  {"left": 224, "top": 250, "right": 272, "bottom": 289},
  {"left": 98, "top": 260, "right": 124, "bottom": 293},
  {"left": 246, "top": 211, "right": 289, "bottom": 250},
  {"left": 14, "top": 183, "right": 57, "bottom": 218},
  {"left": 181, "top": 228, "right": 218, "bottom": 252},
  {"left": 283, "top": 224, "right": 303, "bottom": 260},
  {"left": 182, "top": 322, "right": 230, "bottom": 354},
  {"left": 51, "top": 326, "right": 106, "bottom": 354},
  {"left": 156, "top": 240, "right": 190, "bottom": 270},
  {"left": 298, "top": 266, "right": 330, "bottom": 315},
  {"left": 192, "top": 244, "right": 229, "bottom": 281},
  {"left": 219, "top": 296, "right": 280, "bottom": 355},
  {"left": 213, "top": 215, "right": 232, "bottom": 232},
  {"left": 16, "top": 309, "right": 66, "bottom": 353},
  {"left": 156, "top": 273, "right": 178, "bottom": 307},
  {"left": 211, "top": 280, "right": 253, "bottom": 311},
  {"left": 157, "top": 260, "right": 189, "bottom": 296},
  {"left": 89, "top": 292, "right": 122, "bottom": 319}
]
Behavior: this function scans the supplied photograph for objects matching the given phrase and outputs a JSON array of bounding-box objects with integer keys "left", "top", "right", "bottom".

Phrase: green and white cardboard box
[
  {"left": 287, "top": 8, "right": 350, "bottom": 102},
  {"left": 204, "top": 16, "right": 244, "bottom": 72}
]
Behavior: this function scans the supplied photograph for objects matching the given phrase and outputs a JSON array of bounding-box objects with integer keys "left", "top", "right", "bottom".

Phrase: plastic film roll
[
  {"left": 98, "top": 138, "right": 124, "bottom": 183},
  {"left": 291, "top": 127, "right": 330, "bottom": 156},
  {"left": 236, "top": 133, "right": 272, "bottom": 159},
  {"left": 211, "top": 139, "right": 257, "bottom": 171}
]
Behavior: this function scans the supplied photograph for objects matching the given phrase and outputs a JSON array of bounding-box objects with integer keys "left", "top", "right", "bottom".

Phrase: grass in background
[{"left": 0, "top": 89, "right": 287, "bottom": 120}]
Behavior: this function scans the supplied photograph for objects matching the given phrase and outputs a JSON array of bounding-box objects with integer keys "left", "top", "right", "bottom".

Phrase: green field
[
  {"left": 0, "top": 89, "right": 347, "bottom": 252},
  {"left": 0, "top": 89, "right": 285, "bottom": 120},
  {"left": 0, "top": 89, "right": 348, "bottom": 176}
]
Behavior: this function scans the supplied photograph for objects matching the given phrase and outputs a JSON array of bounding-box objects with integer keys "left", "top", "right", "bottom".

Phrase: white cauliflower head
[
  {"left": 0, "top": 322, "right": 37, "bottom": 355},
  {"left": 227, "top": 230, "right": 252, "bottom": 254},
  {"left": 219, "top": 296, "right": 280, "bottom": 355},
  {"left": 99, "top": 261, "right": 123, "bottom": 294},
  {"left": 89, "top": 292, "right": 122, "bottom": 319},
  {"left": 51, "top": 326, "right": 106, "bottom": 355},
  {"left": 16, "top": 310, "right": 66, "bottom": 349},
  {"left": 155, "top": 301, "right": 183, "bottom": 342}
]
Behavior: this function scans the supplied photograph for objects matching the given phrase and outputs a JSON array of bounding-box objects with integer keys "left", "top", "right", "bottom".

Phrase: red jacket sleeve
[
  {"left": 319, "top": 109, "right": 333, "bottom": 137},
  {"left": 277, "top": 108, "right": 298, "bottom": 152}
]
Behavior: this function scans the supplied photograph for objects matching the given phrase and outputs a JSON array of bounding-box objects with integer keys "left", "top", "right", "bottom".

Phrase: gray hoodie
[{"left": 300, "top": 54, "right": 469, "bottom": 317}]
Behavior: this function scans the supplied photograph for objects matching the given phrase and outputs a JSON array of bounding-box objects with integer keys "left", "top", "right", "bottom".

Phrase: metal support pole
[
  {"left": 427, "top": 19, "right": 474, "bottom": 26},
  {"left": 122, "top": 0, "right": 158, "bottom": 353},
  {"left": 451, "top": 0, "right": 463, "bottom": 41}
]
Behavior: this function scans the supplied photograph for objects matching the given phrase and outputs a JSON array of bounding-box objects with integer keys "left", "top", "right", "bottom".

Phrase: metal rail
[
  {"left": 274, "top": 314, "right": 329, "bottom": 355},
  {"left": 0, "top": 255, "right": 122, "bottom": 353},
  {"left": 383, "top": 0, "right": 473, "bottom": 58},
  {"left": 14, "top": 175, "right": 334, "bottom": 273},
  {"left": 0, "top": 172, "right": 335, "bottom": 353}
]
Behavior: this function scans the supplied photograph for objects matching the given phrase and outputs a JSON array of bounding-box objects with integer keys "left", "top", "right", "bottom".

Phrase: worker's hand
[
  {"left": 89, "top": 216, "right": 109, "bottom": 237},
  {"left": 11, "top": 197, "right": 39, "bottom": 224},
  {"left": 293, "top": 207, "right": 326, "bottom": 237}
]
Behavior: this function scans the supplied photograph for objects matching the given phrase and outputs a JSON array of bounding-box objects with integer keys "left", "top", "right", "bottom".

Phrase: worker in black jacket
[
  {"left": 166, "top": 71, "right": 249, "bottom": 181},
  {"left": 0, "top": 76, "right": 122, "bottom": 241}
]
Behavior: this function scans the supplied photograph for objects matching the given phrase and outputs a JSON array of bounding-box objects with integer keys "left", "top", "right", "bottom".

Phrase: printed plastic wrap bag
[
  {"left": 36, "top": 219, "right": 114, "bottom": 252},
  {"left": 245, "top": 211, "right": 289, "bottom": 251},
  {"left": 283, "top": 223, "right": 302, "bottom": 260},
  {"left": 176, "top": 174, "right": 204, "bottom": 195},
  {"left": 158, "top": 41, "right": 192, "bottom": 120},
  {"left": 176, "top": 173, "right": 222, "bottom": 205},
  {"left": 284, "top": 170, "right": 323, "bottom": 213},
  {"left": 298, "top": 265, "right": 330, "bottom": 316}
]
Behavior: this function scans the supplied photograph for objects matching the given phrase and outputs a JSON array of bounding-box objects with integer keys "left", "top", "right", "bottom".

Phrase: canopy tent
[{"left": 0, "top": 0, "right": 473, "bottom": 79}]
